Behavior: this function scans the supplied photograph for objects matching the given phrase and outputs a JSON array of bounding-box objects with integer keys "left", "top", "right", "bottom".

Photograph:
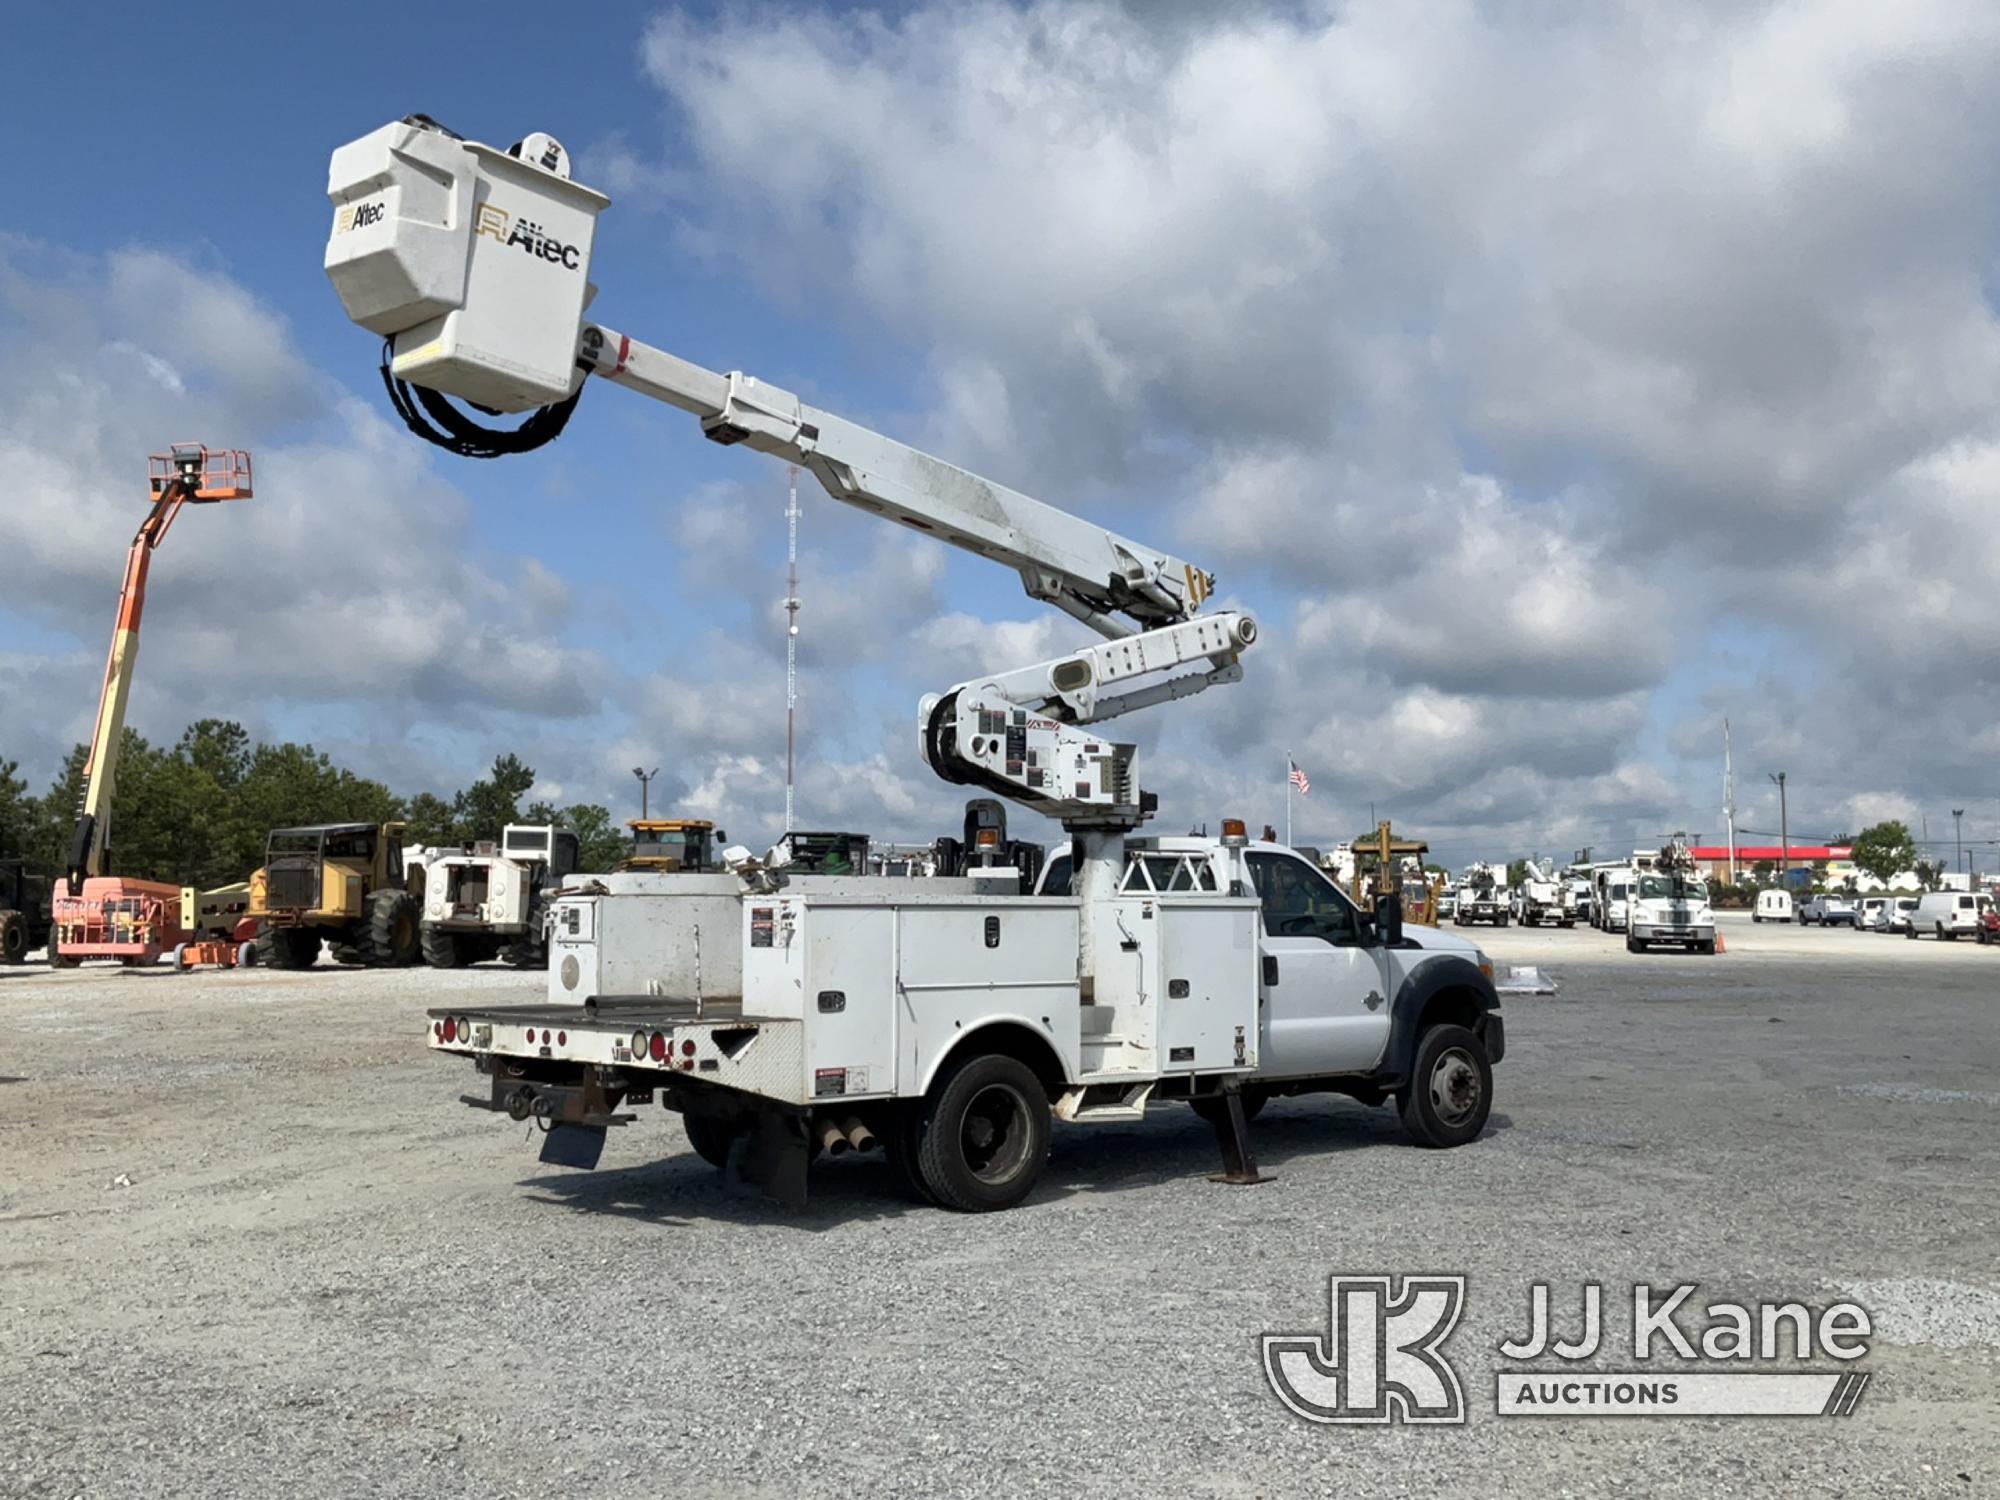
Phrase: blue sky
[{"left": 5, "top": 2, "right": 2000, "bottom": 868}]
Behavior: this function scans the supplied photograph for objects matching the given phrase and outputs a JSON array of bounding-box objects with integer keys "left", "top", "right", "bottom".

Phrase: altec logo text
[
  {"left": 1263, "top": 1276, "right": 1874, "bottom": 1424},
  {"left": 475, "top": 204, "right": 582, "bottom": 270}
]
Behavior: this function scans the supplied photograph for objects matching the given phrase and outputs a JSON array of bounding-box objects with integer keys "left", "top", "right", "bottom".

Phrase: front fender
[{"left": 1384, "top": 954, "right": 1502, "bottom": 1086}]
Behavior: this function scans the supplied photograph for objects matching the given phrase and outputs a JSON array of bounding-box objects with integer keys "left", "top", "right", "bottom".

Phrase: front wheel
[
  {"left": 1626, "top": 935, "right": 1643, "bottom": 953},
  {"left": 1397, "top": 1024, "right": 1492, "bottom": 1148},
  {"left": 915, "top": 1054, "right": 1051, "bottom": 1212},
  {"left": 1697, "top": 939, "right": 1717, "bottom": 955}
]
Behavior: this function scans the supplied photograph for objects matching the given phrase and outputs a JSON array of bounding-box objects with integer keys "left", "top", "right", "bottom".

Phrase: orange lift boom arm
[{"left": 65, "top": 446, "right": 251, "bottom": 894}]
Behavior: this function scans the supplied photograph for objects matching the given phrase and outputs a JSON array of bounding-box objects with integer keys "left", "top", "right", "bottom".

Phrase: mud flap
[
  {"left": 538, "top": 1121, "right": 608, "bottom": 1170},
  {"left": 736, "top": 1109, "right": 809, "bottom": 1207}
]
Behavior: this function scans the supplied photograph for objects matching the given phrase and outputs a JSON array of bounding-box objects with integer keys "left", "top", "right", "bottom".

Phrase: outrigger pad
[
  {"left": 1207, "top": 1092, "right": 1275, "bottom": 1187},
  {"left": 538, "top": 1122, "right": 608, "bottom": 1170}
]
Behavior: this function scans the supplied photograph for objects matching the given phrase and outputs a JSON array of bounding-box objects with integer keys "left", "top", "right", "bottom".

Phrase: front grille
[{"left": 267, "top": 857, "right": 320, "bottom": 911}]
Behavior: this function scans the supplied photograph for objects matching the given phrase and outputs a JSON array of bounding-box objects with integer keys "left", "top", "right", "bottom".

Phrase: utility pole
[
  {"left": 1723, "top": 718, "right": 1737, "bottom": 884},
  {"left": 1953, "top": 808, "right": 1965, "bottom": 880},
  {"left": 784, "top": 466, "right": 801, "bottom": 835},
  {"left": 632, "top": 766, "right": 658, "bottom": 821},
  {"left": 1768, "top": 772, "right": 1788, "bottom": 887}
]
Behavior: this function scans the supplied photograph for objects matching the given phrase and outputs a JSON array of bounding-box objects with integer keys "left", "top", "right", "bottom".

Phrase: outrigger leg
[{"left": 1207, "top": 1085, "right": 1274, "bottom": 1187}]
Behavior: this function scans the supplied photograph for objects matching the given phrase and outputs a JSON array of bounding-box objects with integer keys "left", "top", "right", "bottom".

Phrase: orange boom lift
[{"left": 49, "top": 445, "right": 253, "bottom": 967}]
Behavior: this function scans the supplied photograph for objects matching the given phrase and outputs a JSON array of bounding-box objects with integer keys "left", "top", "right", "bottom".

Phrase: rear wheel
[
  {"left": 0, "top": 909, "right": 26, "bottom": 964},
  {"left": 1397, "top": 1024, "right": 1492, "bottom": 1148},
  {"left": 915, "top": 1054, "right": 1050, "bottom": 1212},
  {"left": 682, "top": 1112, "right": 740, "bottom": 1170},
  {"left": 1190, "top": 1089, "right": 1266, "bottom": 1127},
  {"left": 363, "top": 890, "right": 420, "bottom": 967},
  {"left": 420, "top": 924, "right": 468, "bottom": 969}
]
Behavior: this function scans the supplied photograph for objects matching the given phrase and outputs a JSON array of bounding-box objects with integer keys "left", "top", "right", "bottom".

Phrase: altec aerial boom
[
  {"left": 51, "top": 446, "right": 251, "bottom": 966},
  {"left": 324, "top": 116, "right": 1256, "bottom": 951}
]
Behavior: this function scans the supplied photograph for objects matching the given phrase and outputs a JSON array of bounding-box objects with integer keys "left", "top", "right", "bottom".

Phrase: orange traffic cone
[{"left": 1715, "top": 931, "right": 1727, "bottom": 953}]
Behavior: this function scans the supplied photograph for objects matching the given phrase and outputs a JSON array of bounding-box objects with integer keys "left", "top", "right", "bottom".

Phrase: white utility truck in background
[
  {"left": 421, "top": 823, "right": 580, "bottom": 968},
  {"left": 1511, "top": 861, "right": 1570, "bottom": 928},
  {"left": 1454, "top": 862, "right": 1510, "bottom": 927},
  {"left": 322, "top": 115, "right": 1505, "bottom": 1210},
  {"left": 1624, "top": 838, "right": 1716, "bottom": 955},
  {"left": 1593, "top": 866, "right": 1636, "bottom": 933}
]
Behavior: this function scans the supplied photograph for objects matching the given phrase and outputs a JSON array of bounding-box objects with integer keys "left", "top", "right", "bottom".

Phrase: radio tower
[
  {"left": 783, "top": 466, "right": 801, "bottom": 834},
  {"left": 1723, "top": 717, "right": 1738, "bottom": 884}
]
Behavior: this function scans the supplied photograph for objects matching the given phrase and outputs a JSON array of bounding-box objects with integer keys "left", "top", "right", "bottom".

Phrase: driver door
[{"left": 1248, "top": 852, "right": 1392, "bottom": 1078}]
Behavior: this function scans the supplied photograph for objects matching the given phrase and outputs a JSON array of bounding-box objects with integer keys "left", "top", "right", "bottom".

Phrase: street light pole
[
  {"left": 632, "top": 765, "right": 659, "bottom": 821},
  {"left": 1768, "top": 772, "right": 1789, "bottom": 887},
  {"left": 1953, "top": 808, "right": 1965, "bottom": 880}
]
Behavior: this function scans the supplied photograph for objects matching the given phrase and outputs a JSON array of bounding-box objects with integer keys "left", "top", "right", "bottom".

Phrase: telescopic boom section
[
  {"left": 579, "top": 330, "right": 1210, "bottom": 637},
  {"left": 66, "top": 447, "right": 252, "bottom": 893}
]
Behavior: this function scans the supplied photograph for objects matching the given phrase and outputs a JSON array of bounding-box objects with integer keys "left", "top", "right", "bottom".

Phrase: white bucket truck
[{"left": 324, "top": 116, "right": 1505, "bottom": 1210}]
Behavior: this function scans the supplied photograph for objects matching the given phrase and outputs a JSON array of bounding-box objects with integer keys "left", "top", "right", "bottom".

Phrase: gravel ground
[{"left": 2, "top": 911, "right": 1996, "bottom": 1497}]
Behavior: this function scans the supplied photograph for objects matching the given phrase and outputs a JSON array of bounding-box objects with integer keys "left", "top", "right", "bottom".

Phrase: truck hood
[{"left": 1404, "top": 922, "right": 1481, "bottom": 957}]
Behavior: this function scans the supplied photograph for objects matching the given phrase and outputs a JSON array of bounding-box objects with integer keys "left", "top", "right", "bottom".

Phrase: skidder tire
[
  {"left": 501, "top": 938, "right": 546, "bottom": 970},
  {"left": 364, "top": 890, "right": 420, "bottom": 967},
  {"left": 263, "top": 925, "right": 315, "bottom": 970},
  {"left": 682, "top": 1113, "right": 740, "bottom": 1170},
  {"left": 915, "top": 1054, "right": 1050, "bottom": 1213},
  {"left": 0, "top": 910, "right": 26, "bottom": 964},
  {"left": 421, "top": 924, "right": 467, "bottom": 969},
  {"left": 1397, "top": 1023, "right": 1492, "bottom": 1149}
]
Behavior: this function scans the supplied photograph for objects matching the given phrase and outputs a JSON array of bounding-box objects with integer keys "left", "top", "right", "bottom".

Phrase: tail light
[
  {"left": 649, "top": 1031, "right": 667, "bottom": 1062},
  {"left": 441, "top": 1016, "right": 458, "bottom": 1044}
]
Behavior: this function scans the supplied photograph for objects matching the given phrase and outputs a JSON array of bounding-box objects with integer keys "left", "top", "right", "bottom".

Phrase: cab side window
[{"left": 1247, "top": 853, "right": 1359, "bottom": 943}]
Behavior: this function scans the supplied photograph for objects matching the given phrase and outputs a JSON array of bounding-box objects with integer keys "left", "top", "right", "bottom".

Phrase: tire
[
  {"left": 0, "top": 909, "right": 26, "bottom": 964},
  {"left": 501, "top": 937, "right": 546, "bottom": 970},
  {"left": 1697, "top": 939, "right": 1716, "bottom": 955},
  {"left": 236, "top": 938, "right": 260, "bottom": 968},
  {"left": 262, "top": 925, "right": 316, "bottom": 970},
  {"left": 1626, "top": 935, "right": 1642, "bottom": 953},
  {"left": 682, "top": 1113, "right": 740, "bottom": 1170},
  {"left": 363, "top": 889, "right": 420, "bottom": 967},
  {"left": 1498, "top": 915, "right": 1510, "bottom": 927},
  {"left": 1906, "top": 923, "right": 1918, "bottom": 940},
  {"left": 914, "top": 1054, "right": 1051, "bottom": 1212},
  {"left": 881, "top": 1101, "right": 942, "bottom": 1205},
  {"left": 1397, "top": 1024, "right": 1493, "bottom": 1148},
  {"left": 1190, "top": 1089, "right": 1267, "bottom": 1127},
  {"left": 421, "top": 924, "right": 468, "bottom": 969}
]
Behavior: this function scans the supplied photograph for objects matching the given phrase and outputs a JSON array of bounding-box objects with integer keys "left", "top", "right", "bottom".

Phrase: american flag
[{"left": 1289, "top": 759, "right": 1311, "bottom": 796}]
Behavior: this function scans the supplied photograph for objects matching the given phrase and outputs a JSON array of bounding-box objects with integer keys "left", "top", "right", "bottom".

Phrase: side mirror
[{"left": 1376, "top": 891, "right": 1405, "bottom": 947}]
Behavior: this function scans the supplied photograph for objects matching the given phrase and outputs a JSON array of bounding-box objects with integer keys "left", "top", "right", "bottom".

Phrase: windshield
[{"left": 1637, "top": 874, "right": 1707, "bottom": 901}]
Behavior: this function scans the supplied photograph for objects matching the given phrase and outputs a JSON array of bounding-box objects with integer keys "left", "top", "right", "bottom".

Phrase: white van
[
  {"left": 1753, "top": 889, "right": 1793, "bottom": 923},
  {"left": 1884, "top": 896, "right": 1921, "bottom": 933},
  {"left": 1909, "top": 890, "right": 1984, "bottom": 939},
  {"left": 1854, "top": 895, "right": 1890, "bottom": 931}
]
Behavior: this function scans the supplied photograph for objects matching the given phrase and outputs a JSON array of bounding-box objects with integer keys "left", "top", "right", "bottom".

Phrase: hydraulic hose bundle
[{"left": 379, "top": 342, "right": 583, "bottom": 458}]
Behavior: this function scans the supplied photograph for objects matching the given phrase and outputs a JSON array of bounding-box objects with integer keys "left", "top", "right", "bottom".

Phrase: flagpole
[{"left": 1285, "top": 750, "right": 1293, "bottom": 847}]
